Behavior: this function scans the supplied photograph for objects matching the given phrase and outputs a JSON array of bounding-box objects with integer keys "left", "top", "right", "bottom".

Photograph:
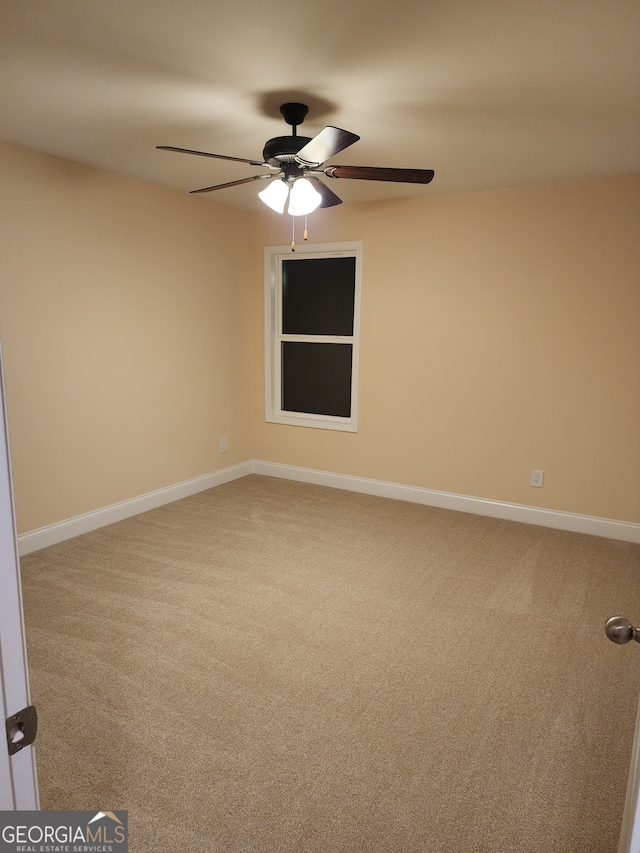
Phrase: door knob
[{"left": 605, "top": 616, "right": 640, "bottom": 645}]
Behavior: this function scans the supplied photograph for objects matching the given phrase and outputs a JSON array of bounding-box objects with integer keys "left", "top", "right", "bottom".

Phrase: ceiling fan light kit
[
  {"left": 158, "top": 102, "right": 434, "bottom": 250},
  {"left": 258, "top": 175, "right": 322, "bottom": 217}
]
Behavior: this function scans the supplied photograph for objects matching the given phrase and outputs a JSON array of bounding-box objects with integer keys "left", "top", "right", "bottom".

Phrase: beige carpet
[{"left": 19, "top": 475, "right": 640, "bottom": 852}]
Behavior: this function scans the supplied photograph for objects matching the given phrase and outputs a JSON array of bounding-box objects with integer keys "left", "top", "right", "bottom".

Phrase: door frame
[
  {"left": 0, "top": 340, "right": 39, "bottom": 809},
  {"left": 618, "top": 695, "right": 640, "bottom": 853}
]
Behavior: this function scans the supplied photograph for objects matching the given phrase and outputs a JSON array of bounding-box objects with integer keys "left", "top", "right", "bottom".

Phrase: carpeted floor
[{"left": 19, "top": 475, "right": 640, "bottom": 852}]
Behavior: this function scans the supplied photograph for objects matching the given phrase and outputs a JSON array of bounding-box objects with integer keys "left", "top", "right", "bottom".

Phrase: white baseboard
[
  {"left": 18, "top": 459, "right": 640, "bottom": 555},
  {"left": 17, "top": 462, "right": 253, "bottom": 555},
  {"left": 251, "top": 461, "right": 640, "bottom": 544}
]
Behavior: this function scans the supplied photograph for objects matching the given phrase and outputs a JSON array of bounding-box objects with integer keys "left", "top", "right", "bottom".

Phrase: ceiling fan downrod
[{"left": 279, "top": 102, "right": 309, "bottom": 137}]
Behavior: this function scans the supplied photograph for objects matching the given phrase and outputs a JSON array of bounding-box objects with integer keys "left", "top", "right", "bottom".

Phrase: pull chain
[{"left": 291, "top": 214, "right": 310, "bottom": 252}]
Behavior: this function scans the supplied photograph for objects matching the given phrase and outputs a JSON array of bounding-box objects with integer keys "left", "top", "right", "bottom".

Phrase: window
[{"left": 264, "top": 241, "right": 362, "bottom": 431}]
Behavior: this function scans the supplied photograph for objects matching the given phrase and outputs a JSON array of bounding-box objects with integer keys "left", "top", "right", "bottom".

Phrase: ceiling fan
[{"left": 157, "top": 102, "right": 435, "bottom": 217}]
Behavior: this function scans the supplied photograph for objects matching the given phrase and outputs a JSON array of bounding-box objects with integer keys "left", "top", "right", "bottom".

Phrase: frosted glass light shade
[
  {"left": 258, "top": 179, "right": 289, "bottom": 213},
  {"left": 288, "top": 178, "right": 322, "bottom": 216}
]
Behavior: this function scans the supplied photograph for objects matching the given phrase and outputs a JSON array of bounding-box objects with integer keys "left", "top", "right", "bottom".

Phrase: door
[
  {"left": 0, "top": 340, "right": 39, "bottom": 809},
  {"left": 606, "top": 617, "right": 640, "bottom": 852}
]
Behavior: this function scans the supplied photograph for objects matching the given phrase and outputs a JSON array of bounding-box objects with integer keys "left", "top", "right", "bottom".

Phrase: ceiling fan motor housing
[{"left": 262, "top": 135, "right": 313, "bottom": 166}]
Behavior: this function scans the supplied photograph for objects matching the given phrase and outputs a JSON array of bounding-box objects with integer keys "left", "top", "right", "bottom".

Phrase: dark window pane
[
  {"left": 282, "top": 342, "right": 352, "bottom": 417},
  {"left": 282, "top": 257, "right": 356, "bottom": 335}
]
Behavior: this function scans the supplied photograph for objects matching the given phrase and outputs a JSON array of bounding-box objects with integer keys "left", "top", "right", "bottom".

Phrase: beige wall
[
  {"left": 0, "top": 142, "right": 253, "bottom": 533},
  {"left": 251, "top": 176, "right": 640, "bottom": 523},
  {"left": 1, "top": 140, "right": 638, "bottom": 531}
]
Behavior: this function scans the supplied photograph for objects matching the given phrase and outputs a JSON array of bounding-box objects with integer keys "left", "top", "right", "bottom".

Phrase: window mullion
[{"left": 279, "top": 334, "right": 354, "bottom": 345}]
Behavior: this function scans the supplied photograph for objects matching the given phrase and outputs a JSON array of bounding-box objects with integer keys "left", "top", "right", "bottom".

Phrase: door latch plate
[{"left": 5, "top": 705, "right": 37, "bottom": 755}]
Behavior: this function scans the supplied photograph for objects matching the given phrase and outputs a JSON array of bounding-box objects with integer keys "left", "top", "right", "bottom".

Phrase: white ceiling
[{"left": 1, "top": 0, "right": 639, "bottom": 212}]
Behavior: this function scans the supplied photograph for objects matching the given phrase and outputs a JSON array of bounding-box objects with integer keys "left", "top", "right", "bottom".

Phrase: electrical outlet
[
  {"left": 531, "top": 469, "right": 544, "bottom": 488},
  {"left": 220, "top": 438, "right": 227, "bottom": 453}
]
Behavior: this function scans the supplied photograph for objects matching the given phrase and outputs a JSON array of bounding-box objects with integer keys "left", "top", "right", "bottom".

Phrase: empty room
[{"left": 0, "top": 1, "right": 639, "bottom": 851}]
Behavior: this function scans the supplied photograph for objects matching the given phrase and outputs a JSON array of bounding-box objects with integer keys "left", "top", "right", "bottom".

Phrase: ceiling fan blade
[
  {"left": 157, "top": 145, "right": 265, "bottom": 167},
  {"left": 324, "top": 165, "right": 435, "bottom": 184},
  {"left": 306, "top": 177, "right": 343, "bottom": 208},
  {"left": 190, "top": 175, "right": 274, "bottom": 194},
  {"left": 295, "top": 127, "right": 360, "bottom": 168}
]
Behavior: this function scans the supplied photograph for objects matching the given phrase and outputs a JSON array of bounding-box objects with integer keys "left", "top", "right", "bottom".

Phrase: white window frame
[{"left": 264, "top": 241, "right": 362, "bottom": 432}]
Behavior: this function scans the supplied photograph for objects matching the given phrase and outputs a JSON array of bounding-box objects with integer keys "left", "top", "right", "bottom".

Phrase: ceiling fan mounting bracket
[{"left": 279, "top": 102, "right": 309, "bottom": 130}]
